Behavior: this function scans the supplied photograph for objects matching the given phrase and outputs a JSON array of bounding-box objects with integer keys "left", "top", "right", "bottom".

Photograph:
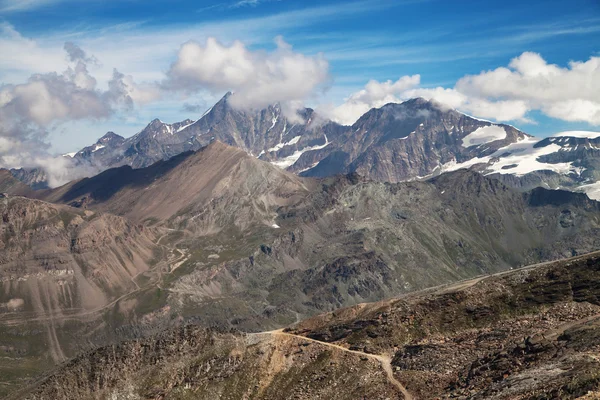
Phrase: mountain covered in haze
[{"left": 8, "top": 94, "right": 600, "bottom": 201}]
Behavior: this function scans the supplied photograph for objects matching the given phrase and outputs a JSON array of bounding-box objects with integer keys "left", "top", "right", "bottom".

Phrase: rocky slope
[
  {"left": 41, "top": 141, "right": 312, "bottom": 230},
  {"left": 289, "top": 251, "right": 600, "bottom": 399},
  {"left": 17, "top": 252, "right": 600, "bottom": 400},
  {"left": 0, "top": 195, "right": 161, "bottom": 395},
  {"left": 35, "top": 145, "right": 600, "bottom": 331}
]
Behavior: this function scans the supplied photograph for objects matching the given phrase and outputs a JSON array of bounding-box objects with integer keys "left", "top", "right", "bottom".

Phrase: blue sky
[{"left": 0, "top": 0, "right": 599, "bottom": 154}]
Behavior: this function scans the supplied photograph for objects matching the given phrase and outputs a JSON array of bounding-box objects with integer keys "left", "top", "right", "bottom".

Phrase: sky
[{"left": 0, "top": 0, "right": 599, "bottom": 159}]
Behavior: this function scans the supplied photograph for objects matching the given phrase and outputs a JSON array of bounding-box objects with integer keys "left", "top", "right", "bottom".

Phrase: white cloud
[
  {"left": 543, "top": 100, "right": 600, "bottom": 125},
  {"left": 320, "top": 75, "right": 420, "bottom": 125},
  {"left": 324, "top": 52, "right": 600, "bottom": 126},
  {"left": 0, "top": 42, "right": 151, "bottom": 186},
  {"left": 456, "top": 52, "right": 600, "bottom": 124},
  {"left": 165, "top": 36, "right": 329, "bottom": 120}
]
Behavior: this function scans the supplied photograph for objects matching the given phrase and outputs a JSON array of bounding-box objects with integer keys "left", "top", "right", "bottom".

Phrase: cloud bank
[
  {"left": 165, "top": 36, "right": 329, "bottom": 120},
  {"left": 324, "top": 52, "right": 600, "bottom": 126},
  {"left": 0, "top": 42, "right": 148, "bottom": 186}
]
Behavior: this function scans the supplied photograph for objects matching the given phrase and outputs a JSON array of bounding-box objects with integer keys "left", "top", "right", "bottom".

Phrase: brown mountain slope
[
  {"left": 0, "top": 195, "right": 161, "bottom": 393},
  {"left": 0, "top": 170, "right": 34, "bottom": 196},
  {"left": 42, "top": 141, "right": 312, "bottom": 232},
  {"left": 17, "top": 252, "right": 600, "bottom": 400}
]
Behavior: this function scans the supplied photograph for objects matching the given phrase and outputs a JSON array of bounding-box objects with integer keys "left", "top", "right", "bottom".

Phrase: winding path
[{"left": 254, "top": 329, "right": 413, "bottom": 399}]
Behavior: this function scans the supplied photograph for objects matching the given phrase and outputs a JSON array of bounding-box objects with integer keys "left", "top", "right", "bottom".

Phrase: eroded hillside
[{"left": 17, "top": 252, "right": 600, "bottom": 399}]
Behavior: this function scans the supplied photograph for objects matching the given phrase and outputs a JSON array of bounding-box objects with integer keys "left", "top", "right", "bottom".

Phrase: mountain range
[
  {"left": 2, "top": 137, "right": 600, "bottom": 397},
  {"left": 2, "top": 94, "right": 600, "bottom": 398},
  {"left": 8, "top": 94, "right": 600, "bottom": 202}
]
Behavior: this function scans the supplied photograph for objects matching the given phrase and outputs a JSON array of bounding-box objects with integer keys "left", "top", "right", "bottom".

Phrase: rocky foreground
[{"left": 13, "top": 252, "right": 600, "bottom": 399}]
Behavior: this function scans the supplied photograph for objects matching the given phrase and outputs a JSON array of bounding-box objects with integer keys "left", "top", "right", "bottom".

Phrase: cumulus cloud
[
  {"left": 0, "top": 42, "right": 150, "bottom": 186},
  {"left": 324, "top": 52, "right": 600, "bottom": 126},
  {"left": 456, "top": 52, "right": 600, "bottom": 124},
  {"left": 320, "top": 76, "right": 420, "bottom": 125},
  {"left": 165, "top": 36, "right": 329, "bottom": 120}
]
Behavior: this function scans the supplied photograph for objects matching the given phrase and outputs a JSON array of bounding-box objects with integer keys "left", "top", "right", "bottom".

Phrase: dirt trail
[{"left": 254, "top": 329, "right": 413, "bottom": 400}]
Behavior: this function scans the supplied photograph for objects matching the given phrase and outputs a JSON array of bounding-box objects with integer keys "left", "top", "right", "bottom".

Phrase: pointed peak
[
  {"left": 145, "top": 118, "right": 168, "bottom": 130},
  {"left": 98, "top": 131, "right": 124, "bottom": 144},
  {"left": 216, "top": 92, "right": 233, "bottom": 105},
  {"left": 402, "top": 97, "right": 429, "bottom": 105}
]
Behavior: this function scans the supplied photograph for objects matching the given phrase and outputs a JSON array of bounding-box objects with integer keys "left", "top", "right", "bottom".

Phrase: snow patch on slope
[
  {"left": 486, "top": 138, "right": 576, "bottom": 176},
  {"left": 441, "top": 136, "right": 583, "bottom": 177},
  {"left": 461, "top": 126, "right": 507, "bottom": 148},
  {"left": 177, "top": 120, "right": 196, "bottom": 133},
  {"left": 271, "top": 135, "right": 330, "bottom": 169},
  {"left": 267, "top": 135, "right": 302, "bottom": 152}
]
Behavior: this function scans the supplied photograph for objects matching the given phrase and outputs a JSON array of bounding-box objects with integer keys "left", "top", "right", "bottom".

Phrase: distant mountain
[
  {"left": 9, "top": 94, "right": 600, "bottom": 202},
  {"left": 0, "top": 169, "right": 34, "bottom": 195},
  {"left": 9, "top": 167, "right": 49, "bottom": 190},
  {"left": 293, "top": 98, "right": 530, "bottom": 181},
  {"left": 57, "top": 92, "right": 344, "bottom": 176}
]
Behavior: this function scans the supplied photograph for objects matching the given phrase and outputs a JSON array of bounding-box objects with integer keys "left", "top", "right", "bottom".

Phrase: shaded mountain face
[
  {"left": 294, "top": 98, "right": 529, "bottom": 181},
  {"left": 20, "top": 252, "right": 600, "bottom": 400}
]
